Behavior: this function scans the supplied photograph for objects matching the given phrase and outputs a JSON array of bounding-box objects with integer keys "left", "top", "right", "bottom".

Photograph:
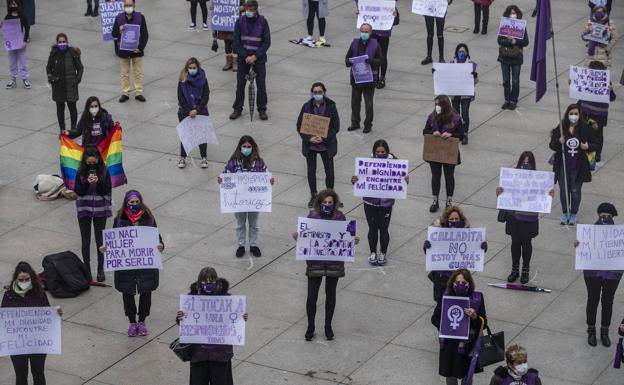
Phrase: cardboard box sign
[
  {"left": 422, "top": 134, "right": 459, "bottom": 165},
  {"left": 300, "top": 113, "right": 331, "bottom": 138}
]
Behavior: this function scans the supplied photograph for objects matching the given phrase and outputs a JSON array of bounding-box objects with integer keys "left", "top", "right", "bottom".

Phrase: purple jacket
[
  {"left": 1, "top": 288, "right": 50, "bottom": 308},
  {"left": 223, "top": 157, "right": 267, "bottom": 173},
  {"left": 583, "top": 219, "right": 623, "bottom": 280},
  {"left": 306, "top": 210, "right": 346, "bottom": 268}
]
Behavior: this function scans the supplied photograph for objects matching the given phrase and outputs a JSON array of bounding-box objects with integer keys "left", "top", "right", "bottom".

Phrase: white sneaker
[
  {"left": 377, "top": 253, "right": 387, "bottom": 266},
  {"left": 188, "top": 23, "right": 196, "bottom": 30},
  {"left": 319, "top": 36, "right": 327, "bottom": 44},
  {"left": 5, "top": 79, "right": 16, "bottom": 89},
  {"left": 178, "top": 158, "right": 186, "bottom": 168},
  {"left": 202, "top": 23, "right": 209, "bottom": 31},
  {"left": 368, "top": 252, "right": 377, "bottom": 265},
  {"left": 200, "top": 157, "right": 209, "bottom": 168},
  {"left": 304, "top": 35, "right": 313, "bottom": 42},
  {"left": 23, "top": 79, "right": 31, "bottom": 89}
]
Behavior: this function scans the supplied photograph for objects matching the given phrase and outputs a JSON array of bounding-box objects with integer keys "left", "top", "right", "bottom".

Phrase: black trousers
[
  {"left": 11, "top": 354, "right": 46, "bottom": 385},
  {"left": 451, "top": 97, "right": 471, "bottom": 133},
  {"left": 190, "top": 0, "right": 208, "bottom": 24},
  {"left": 424, "top": 15, "right": 445, "bottom": 59},
  {"left": 510, "top": 236, "right": 532, "bottom": 269},
  {"left": 473, "top": 3, "right": 489, "bottom": 28},
  {"left": 364, "top": 204, "right": 392, "bottom": 253},
  {"left": 306, "top": 276, "right": 339, "bottom": 330},
  {"left": 189, "top": 360, "right": 233, "bottom": 385},
  {"left": 306, "top": 150, "right": 334, "bottom": 194},
  {"left": 178, "top": 112, "right": 208, "bottom": 157},
  {"left": 374, "top": 35, "right": 390, "bottom": 79},
  {"left": 233, "top": 61, "right": 267, "bottom": 113},
  {"left": 78, "top": 216, "right": 107, "bottom": 279},
  {"left": 123, "top": 292, "right": 152, "bottom": 323},
  {"left": 86, "top": 0, "right": 99, "bottom": 13},
  {"left": 585, "top": 276, "right": 620, "bottom": 327},
  {"left": 224, "top": 40, "right": 234, "bottom": 54},
  {"left": 351, "top": 86, "right": 374, "bottom": 128},
  {"left": 429, "top": 162, "right": 455, "bottom": 197},
  {"left": 56, "top": 101, "right": 77, "bottom": 131},
  {"left": 306, "top": 0, "right": 326, "bottom": 36}
]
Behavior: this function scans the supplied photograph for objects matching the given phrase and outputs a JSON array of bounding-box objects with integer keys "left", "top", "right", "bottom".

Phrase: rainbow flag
[{"left": 59, "top": 123, "right": 127, "bottom": 190}]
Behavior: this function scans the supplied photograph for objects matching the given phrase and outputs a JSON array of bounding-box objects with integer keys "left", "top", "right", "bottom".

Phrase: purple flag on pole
[
  {"left": 530, "top": 0, "right": 553, "bottom": 102},
  {"left": 439, "top": 296, "right": 470, "bottom": 340}
]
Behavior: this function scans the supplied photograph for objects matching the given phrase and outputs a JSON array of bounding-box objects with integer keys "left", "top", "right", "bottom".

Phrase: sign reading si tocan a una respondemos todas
[
  {"left": 426, "top": 226, "right": 486, "bottom": 272},
  {"left": 103, "top": 226, "right": 162, "bottom": 272},
  {"left": 353, "top": 157, "right": 408, "bottom": 199},
  {"left": 179, "top": 295, "right": 246, "bottom": 345}
]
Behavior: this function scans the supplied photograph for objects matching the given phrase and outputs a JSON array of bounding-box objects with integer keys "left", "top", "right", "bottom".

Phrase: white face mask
[
  {"left": 89, "top": 107, "right": 99, "bottom": 116},
  {"left": 568, "top": 114, "right": 579, "bottom": 124},
  {"left": 435, "top": 105, "right": 442, "bottom": 114},
  {"left": 124, "top": 6, "right": 134, "bottom": 14},
  {"left": 514, "top": 363, "right": 528, "bottom": 376},
  {"left": 17, "top": 281, "right": 32, "bottom": 291},
  {"left": 510, "top": 13, "right": 518, "bottom": 19}
]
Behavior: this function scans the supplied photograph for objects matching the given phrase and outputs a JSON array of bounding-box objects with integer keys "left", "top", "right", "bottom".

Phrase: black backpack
[{"left": 42, "top": 251, "right": 90, "bottom": 298}]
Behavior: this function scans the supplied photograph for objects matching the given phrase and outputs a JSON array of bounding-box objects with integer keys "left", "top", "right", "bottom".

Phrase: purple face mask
[
  {"left": 454, "top": 281, "right": 469, "bottom": 295},
  {"left": 375, "top": 153, "right": 388, "bottom": 159}
]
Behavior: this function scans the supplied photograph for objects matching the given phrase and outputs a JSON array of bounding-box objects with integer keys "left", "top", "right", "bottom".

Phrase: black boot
[
  {"left": 437, "top": 36, "right": 445, "bottom": 63},
  {"left": 84, "top": 8, "right": 92, "bottom": 16},
  {"left": 520, "top": 267, "right": 530, "bottom": 284},
  {"left": 507, "top": 267, "right": 519, "bottom": 283},
  {"left": 429, "top": 197, "right": 439, "bottom": 213},
  {"left": 587, "top": 326, "right": 597, "bottom": 346},
  {"left": 601, "top": 327, "right": 611, "bottom": 347},
  {"left": 481, "top": 23, "right": 488, "bottom": 35},
  {"left": 461, "top": 133, "right": 468, "bottom": 145},
  {"left": 325, "top": 325, "right": 334, "bottom": 341},
  {"left": 305, "top": 327, "right": 315, "bottom": 341}
]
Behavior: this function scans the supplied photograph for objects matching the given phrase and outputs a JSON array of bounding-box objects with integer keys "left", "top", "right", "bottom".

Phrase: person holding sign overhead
[
  {"left": 549, "top": 104, "right": 597, "bottom": 226},
  {"left": 449, "top": 43, "right": 477, "bottom": 145},
  {"left": 2, "top": 262, "right": 64, "bottom": 385},
  {"left": 574, "top": 202, "right": 622, "bottom": 347},
  {"left": 423, "top": 95, "right": 463, "bottom": 213},
  {"left": 218, "top": 135, "right": 274, "bottom": 258},
  {"left": 296, "top": 82, "right": 340, "bottom": 209},
  {"left": 177, "top": 57, "right": 210, "bottom": 169},
  {"left": 2, "top": 0, "right": 30, "bottom": 89},
  {"left": 345, "top": 23, "right": 382, "bottom": 133},
  {"left": 112, "top": 0, "right": 149, "bottom": 103},
  {"left": 100, "top": 190, "right": 164, "bottom": 337},
  {"left": 497, "top": 5, "right": 528, "bottom": 110}
]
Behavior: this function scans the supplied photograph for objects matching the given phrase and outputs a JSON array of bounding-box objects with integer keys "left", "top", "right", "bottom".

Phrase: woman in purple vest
[
  {"left": 296, "top": 82, "right": 340, "bottom": 209},
  {"left": 435, "top": 268, "right": 487, "bottom": 385},
  {"left": 69, "top": 96, "right": 114, "bottom": 146},
  {"left": 74, "top": 145, "right": 112, "bottom": 282},
  {"left": 489, "top": 345, "right": 542, "bottom": 385},
  {"left": 574, "top": 202, "right": 622, "bottom": 347},
  {"left": 423, "top": 95, "right": 463, "bottom": 212},
  {"left": 351, "top": 139, "right": 409, "bottom": 266},
  {"left": 177, "top": 57, "right": 210, "bottom": 169},
  {"left": 450, "top": 43, "right": 477, "bottom": 145},
  {"left": 176, "top": 266, "right": 248, "bottom": 385},
  {"left": 292, "top": 189, "right": 358, "bottom": 341}
]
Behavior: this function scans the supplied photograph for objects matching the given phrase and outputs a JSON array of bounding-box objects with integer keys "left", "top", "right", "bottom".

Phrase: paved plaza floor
[{"left": 0, "top": 0, "right": 623, "bottom": 384}]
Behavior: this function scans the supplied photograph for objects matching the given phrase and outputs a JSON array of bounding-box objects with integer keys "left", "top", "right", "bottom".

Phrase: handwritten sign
[
  {"left": 296, "top": 217, "right": 356, "bottom": 262},
  {"left": 575, "top": 224, "right": 624, "bottom": 270},
  {"left": 300, "top": 113, "right": 330, "bottom": 138},
  {"left": 439, "top": 296, "right": 470, "bottom": 340},
  {"left": 497, "top": 16, "right": 527, "bottom": 39},
  {"left": 119, "top": 24, "right": 140, "bottom": 51},
  {"left": 176, "top": 115, "right": 219, "bottom": 155},
  {"left": 357, "top": 0, "right": 396, "bottom": 31},
  {"left": 411, "top": 0, "right": 448, "bottom": 18},
  {"left": 586, "top": 22, "right": 609, "bottom": 44},
  {"left": 433, "top": 63, "right": 474, "bottom": 96},
  {"left": 179, "top": 295, "right": 246, "bottom": 345},
  {"left": 220, "top": 172, "right": 272, "bottom": 213},
  {"left": 569, "top": 65, "right": 610, "bottom": 103},
  {"left": 2, "top": 18, "right": 24, "bottom": 51},
  {"left": 100, "top": 0, "right": 124, "bottom": 41},
  {"left": 353, "top": 157, "right": 408, "bottom": 199},
  {"left": 423, "top": 134, "right": 459, "bottom": 165},
  {"left": 350, "top": 55, "right": 374, "bottom": 84},
  {"left": 426, "top": 226, "right": 485, "bottom": 271},
  {"left": 103, "top": 226, "right": 162, "bottom": 271},
  {"left": 0, "top": 307, "right": 61, "bottom": 356},
  {"left": 211, "top": 0, "right": 240, "bottom": 32},
  {"left": 496, "top": 168, "right": 554, "bottom": 214}
]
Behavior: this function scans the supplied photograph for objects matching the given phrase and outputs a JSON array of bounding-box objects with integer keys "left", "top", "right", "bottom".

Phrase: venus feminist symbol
[
  {"left": 447, "top": 305, "right": 464, "bottom": 330},
  {"left": 566, "top": 137, "right": 579, "bottom": 157}
]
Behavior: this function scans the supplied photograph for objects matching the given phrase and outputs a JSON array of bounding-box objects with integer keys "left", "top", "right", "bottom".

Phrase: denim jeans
[
  {"left": 235, "top": 212, "right": 259, "bottom": 246},
  {"left": 559, "top": 167, "right": 583, "bottom": 215},
  {"left": 501, "top": 62, "right": 521, "bottom": 104}
]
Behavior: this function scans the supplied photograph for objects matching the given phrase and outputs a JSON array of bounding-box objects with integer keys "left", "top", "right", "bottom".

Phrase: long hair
[
  {"left": 194, "top": 266, "right": 218, "bottom": 290},
  {"left": 179, "top": 57, "right": 201, "bottom": 83},
  {"left": 115, "top": 189, "right": 155, "bottom": 221},
  {"left": 439, "top": 205, "right": 467, "bottom": 227},
  {"left": 515, "top": 151, "right": 536, "bottom": 170},
  {"left": 77, "top": 96, "right": 104, "bottom": 144},
  {"left": 78, "top": 145, "right": 106, "bottom": 178},
  {"left": 503, "top": 5, "right": 523, "bottom": 19},
  {"left": 371, "top": 139, "right": 397, "bottom": 158},
  {"left": 445, "top": 268, "right": 476, "bottom": 296},
  {"left": 560, "top": 103, "right": 581, "bottom": 135},
  {"left": 313, "top": 189, "right": 341, "bottom": 219},
  {"left": 10, "top": 261, "right": 44, "bottom": 296},
  {"left": 433, "top": 95, "right": 456, "bottom": 127},
  {"left": 230, "top": 135, "right": 260, "bottom": 169}
]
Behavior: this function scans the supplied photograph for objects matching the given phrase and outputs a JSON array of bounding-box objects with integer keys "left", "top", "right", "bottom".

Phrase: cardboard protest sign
[
  {"left": 103, "top": 226, "right": 162, "bottom": 271},
  {"left": 300, "top": 113, "right": 331, "bottom": 138},
  {"left": 569, "top": 65, "right": 610, "bottom": 104},
  {"left": 2, "top": 18, "right": 23, "bottom": 51},
  {"left": 433, "top": 63, "right": 474, "bottom": 96},
  {"left": 119, "top": 24, "right": 140, "bottom": 51},
  {"left": 439, "top": 296, "right": 470, "bottom": 340},
  {"left": 100, "top": 0, "right": 124, "bottom": 41},
  {"left": 357, "top": 0, "right": 396, "bottom": 31},
  {"left": 575, "top": 224, "right": 624, "bottom": 270},
  {"left": 351, "top": 55, "right": 374, "bottom": 84},
  {"left": 296, "top": 217, "right": 357, "bottom": 262},
  {"left": 497, "top": 16, "right": 527, "bottom": 39},
  {"left": 411, "top": 0, "right": 448, "bottom": 18},
  {"left": 220, "top": 172, "right": 272, "bottom": 213},
  {"left": 423, "top": 134, "right": 459, "bottom": 165},
  {"left": 586, "top": 22, "right": 609, "bottom": 44},
  {"left": 176, "top": 115, "right": 219, "bottom": 155},
  {"left": 426, "top": 226, "right": 486, "bottom": 272},
  {"left": 496, "top": 168, "right": 554, "bottom": 214},
  {"left": 353, "top": 157, "right": 408, "bottom": 199},
  {"left": 0, "top": 307, "right": 61, "bottom": 356},
  {"left": 179, "top": 295, "right": 246, "bottom": 345},
  {"left": 211, "top": 0, "right": 240, "bottom": 32}
]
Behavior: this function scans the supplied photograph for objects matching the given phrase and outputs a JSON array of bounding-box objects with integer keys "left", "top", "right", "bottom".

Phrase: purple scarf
[{"left": 181, "top": 69, "right": 207, "bottom": 113}]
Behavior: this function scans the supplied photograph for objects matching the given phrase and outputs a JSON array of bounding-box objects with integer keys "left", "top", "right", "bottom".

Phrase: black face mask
[{"left": 599, "top": 216, "right": 614, "bottom": 225}]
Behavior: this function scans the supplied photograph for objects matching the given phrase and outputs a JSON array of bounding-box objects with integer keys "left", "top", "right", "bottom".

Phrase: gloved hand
[
  {"left": 423, "top": 240, "right": 432, "bottom": 253},
  {"left": 481, "top": 241, "right": 488, "bottom": 252}
]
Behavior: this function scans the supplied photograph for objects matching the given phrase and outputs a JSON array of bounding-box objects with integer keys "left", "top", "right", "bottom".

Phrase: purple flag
[
  {"left": 530, "top": 0, "right": 553, "bottom": 102},
  {"left": 119, "top": 24, "right": 140, "bottom": 51},
  {"left": 439, "top": 296, "right": 470, "bottom": 340},
  {"left": 350, "top": 55, "right": 374, "bottom": 84}
]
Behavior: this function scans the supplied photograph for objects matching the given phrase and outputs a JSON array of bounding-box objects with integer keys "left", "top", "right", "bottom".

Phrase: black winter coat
[
  {"left": 46, "top": 46, "right": 83, "bottom": 103},
  {"left": 497, "top": 30, "right": 529, "bottom": 65},
  {"left": 42, "top": 251, "right": 90, "bottom": 298},
  {"left": 548, "top": 121, "right": 598, "bottom": 184},
  {"left": 297, "top": 97, "right": 340, "bottom": 157},
  {"left": 113, "top": 211, "right": 163, "bottom": 295}
]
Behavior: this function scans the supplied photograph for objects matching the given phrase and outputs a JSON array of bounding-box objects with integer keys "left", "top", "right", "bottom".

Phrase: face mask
[
  {"left": 321, "top": 203, "right": 334, "bottom": 216},
  {"left": 127, "top": 203, "right": 141, "bottom": 213},
  {"left": 514, "top": 363, "right": 528, "bottom": 376},
  {"left": 245, "top": 11, "right": 255, "bottom": 18},
  {"left": 520, "top": 163, "right": 532, "bottom": 170},
  {"left": 241, "top": 147, "right": 252, "bottom": 157},
  {"left": 89, "top": 107, "right": 99, "bottom": 116},
  {"left": 375, "top": 153, "right": 388, "bottom": 159},
  {"left": 58, "top": 43, "right": 68, "bottom": 51},
  {"left": 599, "top": 216, "right": 614, "bottom": 225},
  {"left": 360, "top": 33, "right": 369, "bottom": 41},
  {"left": 435, "top": 105, "right": 442, "bottom": 114},
  {"left": 17, "top": 280, "right": 32, "bottom": 291},
  {"left": 124, "top": 6, "right": 134, "bottom": 14},
  {"left": 454, "top": 281, "right": 469, "bottom": 295},
  {"left": 448, "top": 220, "right": 464, "bottom": 228},
  {"left": 568, "top": 114, "right": 579, "bottom": 124},
  {"left": 457, "top": 51, "right": 467, "bottom": 62},
  {"left": 595, "top": 12, "right": 605, "bottom": 20},
  {"left": 201, "top": 282, "right": 217, "bottom": 294},
  {"left": 312, "top": 94, "right": 324, "bottom": 102},
  {"left": 509, "top": 13, "right": 517, "bottom": 19},
  {"left": 188, "top": 68, "right": 198, "bottom": 76}
]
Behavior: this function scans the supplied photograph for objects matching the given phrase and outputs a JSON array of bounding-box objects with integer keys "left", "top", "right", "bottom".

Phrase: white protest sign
[
  {"left": 176, "top": 115, "right": 219, "bottom": 156},
  {"left": 357, "top": 0, "right": 396, "bottom": 31},
  {"left": 576, "top": 224, "right": 624, "bottom": 270},
  {"left": 179, "top": 295, "right": 246, "bottom": 345},
  {"left": 425, "top": 226, "right": 486, "bottom": 272},
  {"left": 496, "top": 168, "right": 554, "bottom": 214},
  {"left": 569, "top": 65, "right": 610, "bottom": 104},
  {"left": 586, "top": 22, "right": 609, "bottom": 44},
  {"left": 296, "top": 217, "right": 356, "bottom": 262},
  {"left": 433, "top": 63, "right": 474, "bottom": 96},
  {"left": 220, "top": 172, "right": 272, "bottom": 213},
  {"left": 411, "top": 0, "right": 448, "bottom": 18},
  {"left": 103, "top": 226, "right": 162, "bottom": 271},
  {"left": 0, "top": 307, "right": 61, "bottom": 356},
  {"left": 353, "top": 157, "right": 408, "bottom": 199}
]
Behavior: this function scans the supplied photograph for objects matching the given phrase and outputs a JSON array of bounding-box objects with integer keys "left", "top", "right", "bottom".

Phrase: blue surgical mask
[
  {"left": 241, "top": 147, "right": 252, "bottom": 157},
  {"left": 454, "top": 281, "right": 469, "bottom": 295},
  {"left": 520, "top": 163, "right": 532, "bottom": 170},
  {"left": 312, "top": 94, "right": 324, "bottom": 102},
  {"left": 457, "top": 51, "right": 467, "bottom": 62},
  {"left": 245, "top": 11, "right": 255, "bottom": 18},
  {"left": 360, "top": 33, "right": 369, "bottom": 41},
  {"left": 201, "top": 282, "right": 217, "bottom": 294},
  {"left": 58, "top": 43, "right": 68, "bottom": 51},
  {"left": 188, "top": 68, "right": 198, "bottom": 76},
  {"left": 321, "top": 203, "right": 334, "bottom": 216}
]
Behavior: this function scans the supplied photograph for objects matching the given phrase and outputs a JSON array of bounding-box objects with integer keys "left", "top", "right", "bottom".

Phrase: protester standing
[
  {"left": 188, "top": 0, "right": 208, "bottom": 30},
  {"left": 3, "top": 0, "right": 30, "bottom": 89},
  {"left": 214, "top": 0, "right": 244, "bottom": 71},
  {"left": 473, "top": 0, "right": 492, "bottom": 34},
  {"left": 19, "top": 0, "right": 35, "bottom": 27},
  {"left": 85, "top": 0, "right": 100, "bottom": 17},
  {"left": 177, "top": 57, "right": 210, "bottom": 169},
  {"left": 296, "top": 82, "right": 339, "bottom": 209},
  {"left": 303, "top": 0, "right": 328, "bottom": 44},
  {"left": 46, "top": 33, "right": 83, "bottom": 134},
  {"left": 2, "top": 262, "right": 64, "bottom": 385},
  {"left": 497, "top": 5, "right": 529, "bottom": 110},
  {"left": 489, "top": 345, "right": 543, "bottom": 385},
  {"left": 450, "top": 43, "right": 477, "bottom": 145},
  {"left": 70, "top": 96, "right": 114, "bottom": 146},
  {"left": 421, "top": 0, "right": 451, "bottom": 64},
  {"left": 345, "top": 23, "right": 382, "bottom": 133},
  {"left": 112, "top": 0, "right": 149, "bottom": 103},
  {"left": 581, "top": 6, "right": 613, "bottom": 66}
]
